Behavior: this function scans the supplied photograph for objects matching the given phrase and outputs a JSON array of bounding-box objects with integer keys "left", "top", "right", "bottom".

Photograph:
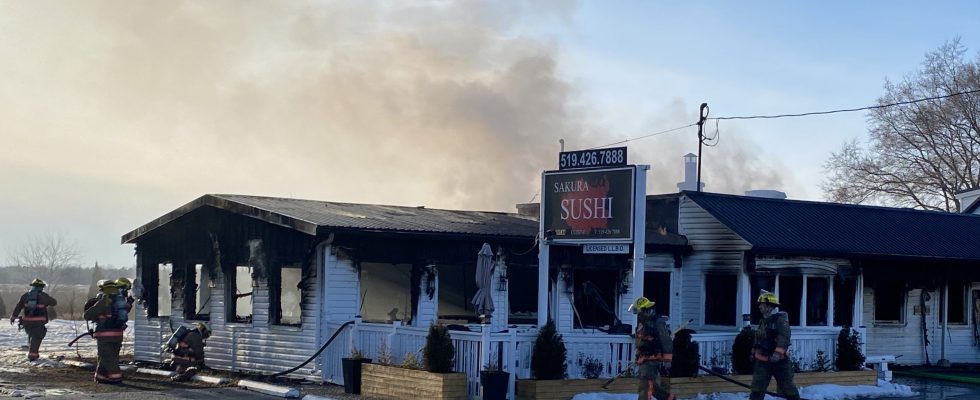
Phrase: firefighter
[
  {"left": 630, "top": 297, "right": 675, "bottom": 400},
  {"left": 170, "top": 322, "right": 211, "bottom": 381},
  {"left": 9, "top": 279, "right": 58, "bottom": 361},
  {"left": 115, "top": 277, "right": 136, "bottom": 306},
  {"left": 83, "top": 279, "right": 131, "bottom": 384},
  {"left": 750, "top": 290, "right": 800, "bottom": 400}
]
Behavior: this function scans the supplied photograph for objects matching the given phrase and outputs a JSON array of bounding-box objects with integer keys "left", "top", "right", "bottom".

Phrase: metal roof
[
  {"left": 684, "top": 191, "right": 980, "bottom": 262},
  {"left": 123, "top": 194, "right": 539, "bottom": 244}
]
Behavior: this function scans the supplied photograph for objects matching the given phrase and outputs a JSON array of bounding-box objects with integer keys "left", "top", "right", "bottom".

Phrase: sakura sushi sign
[{"left": 541, "top": 166, "right": 635, "bottom": 242}]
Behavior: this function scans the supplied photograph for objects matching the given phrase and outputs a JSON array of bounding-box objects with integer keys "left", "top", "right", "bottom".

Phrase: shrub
[
  {"left": 531, "top": 320, "right": 567, "bottom": 379},
  {"left": 731, "top": 326, "right": 755, "bottom": 375},
  {"left": 377, "top": 342, "right": 393, "bottom": 366},
  {"left": 671, "top": 329, "right": 700, "bottom": 377},
  {"left": 811, "top": 350, "right": 831, "bottom": 372},
  {"left": 423, "top": 324, "right": 455, "bottom": 373},
  {"left": 401, "top": 351, "right": 423, "bottom": 370},
  {"left": 577, "top": 353, "right": 603, "bottom": 379},
  {"left": 836, "top": 326, "right": 865, "bottom": 371}
]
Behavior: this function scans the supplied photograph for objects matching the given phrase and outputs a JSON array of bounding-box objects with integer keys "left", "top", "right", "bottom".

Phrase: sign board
[
  {"left": 582, "top": 243, "right": 630, "bottom": 254},
  {"left": 541, "top": 166, "right": 635, "bottom": 242},
  {"left": 558, "top": 147, "right": 627, "bottom": 170}
]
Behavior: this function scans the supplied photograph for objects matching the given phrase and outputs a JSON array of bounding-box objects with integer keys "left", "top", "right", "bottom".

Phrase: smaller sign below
[{"left": 582, "top": 243, "right": 630, "bottom": 254}]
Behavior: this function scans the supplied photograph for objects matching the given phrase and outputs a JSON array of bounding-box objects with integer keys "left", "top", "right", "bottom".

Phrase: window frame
[
  {"left": 226, "top": 265, "right": 254, "bottom": 324},
  {"left": 703, "top": 273, "right": 738, "bottom": 327},
  {"left": 271, "top": 263, "right": 303, "bottom": 326},
  {"left": 872, "top": 281, "right": 907, "bottom": 326},
  {"left": 944, "top": 283, "right": 968, "bottom": 325},
  {"left": 183, "top": 263, "right": 211, "bottom": 321}
]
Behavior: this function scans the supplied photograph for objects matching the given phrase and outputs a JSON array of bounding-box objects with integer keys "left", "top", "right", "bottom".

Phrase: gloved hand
[
  {"left": 8, "top": 317, "right": 14, "bottom": 325},
  {"left": 769, "top": 352, "right": 784, "bottom": 363}
]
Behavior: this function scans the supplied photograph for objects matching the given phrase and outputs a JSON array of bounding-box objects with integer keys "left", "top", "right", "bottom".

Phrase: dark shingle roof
[
  {"left": 685, "top": 191, "right": 980, "bottom": 262},
  {"left": 123, "top": 194, "right": 538, "bottom": 243}
]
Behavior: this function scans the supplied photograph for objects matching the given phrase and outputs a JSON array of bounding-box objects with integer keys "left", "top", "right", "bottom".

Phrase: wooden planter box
[
  {"left": 516, "top": 370, "right": 877, "bottom": 400},
  {"left": 361, "top": 363, "right": 468, "bottom": 400}
]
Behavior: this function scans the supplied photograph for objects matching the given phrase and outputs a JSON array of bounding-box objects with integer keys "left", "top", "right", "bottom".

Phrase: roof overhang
[{"left": 121, "top": 194, "right": 319, "bottom": 244}]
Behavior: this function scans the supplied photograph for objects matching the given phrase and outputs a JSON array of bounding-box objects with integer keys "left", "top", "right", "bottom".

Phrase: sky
[{"left": 1, "top": 1, "right": 979, "bottom": 269}]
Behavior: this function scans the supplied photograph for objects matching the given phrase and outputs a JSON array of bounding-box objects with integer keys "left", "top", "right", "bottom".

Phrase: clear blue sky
[{"left": 1, "top": 1, "right": 978, "bottom": 269}]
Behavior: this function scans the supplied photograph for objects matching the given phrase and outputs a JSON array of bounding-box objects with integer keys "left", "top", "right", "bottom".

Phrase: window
[
  {"left": 274, "top": 264, "right": 303, "bottom": 326},
  {"left": 833, "top": 276, "right": 856, "bottom": 327},
  {"left": 362, "top": 263, "right": 414, "bottom": 323},
  {"left": 806, "top": 277, "right": 829, "bottom": 326},
  {"left": 508, "top": 266, "right": 538, "bottom": 324},
  {"left": 704, "top": 274, "right": 737, "bottom": 326},
  {"left": 572, "top": 269, "right": 619, "bottom": 329},
  {"left": 779, "top": 276, "right": 802, "bottom": 326},
  {"left": 643, "top": 271, "right": 671, "bottom": 317},
  {"left": 157, "top": 263, "right": 172, "bottom": 317},
  {"left": 943, "top": 283, "right": 967, "bottom": 324},
  {"left": 227, "top": 265, "right": 253, "bottom": 323},
  {"left": 184, "top": 264, "right": 211, "bottom": 320},
  {"left": 873, "top": 281, "right": 905, "bottom": 323}
]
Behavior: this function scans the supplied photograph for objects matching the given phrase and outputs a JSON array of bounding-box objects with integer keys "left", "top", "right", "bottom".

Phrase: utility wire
[
  {"left": 589, "top": 123, "right": 696, "bottom": 150},
  {"left": 710, "top": 88, "right": 980, "bottom": 120}
]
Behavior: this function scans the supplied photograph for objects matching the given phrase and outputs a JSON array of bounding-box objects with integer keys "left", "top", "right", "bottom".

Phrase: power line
[
  {"left": 710, "top": 88, "right": 980, "bottom": 120},
  {"left": 588, "top": 123, "right": 696, "bottom": 150}
]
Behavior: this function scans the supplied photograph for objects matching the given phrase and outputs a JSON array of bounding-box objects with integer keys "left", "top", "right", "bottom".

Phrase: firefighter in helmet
[
  {"left": 168, "top": 322, "right": 211, "bottom": 381},
  {"left": 630, "top": 297, "right": 675, "bottom": 400},
  {"left": 750, "top": 290, "right": 800, "bottom": 400},
  {"left": 84, "top": 279, "right": 131, "bottom": 384},
  {"left": 9, "top": 278, "right": 58, "bottom": 361}
]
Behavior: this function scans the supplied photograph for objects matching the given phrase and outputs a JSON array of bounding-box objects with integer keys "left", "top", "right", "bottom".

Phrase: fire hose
[
  {"left": 267, "top": 320, "right": 354, "bottom": 378},
  {"left": 697, "top": 365, "right": 810, "bottom": 400}
]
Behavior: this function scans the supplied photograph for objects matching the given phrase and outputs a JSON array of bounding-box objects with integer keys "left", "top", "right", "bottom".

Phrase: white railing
[{"left": 318, "top": 321, "right": 851, "bottom": 400}]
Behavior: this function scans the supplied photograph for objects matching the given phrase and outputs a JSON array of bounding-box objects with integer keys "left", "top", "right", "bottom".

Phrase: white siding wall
[
  {"left": 133, "top": 263, "right": 171, "bottom": 364},
  {"left": 322, "top": 248, "right": 360, "bottom": 322},
  {"left": 557, "top": 272, "right": 574, "bottom": 331},
  {"left": 678, "top": 196, "right": 751, "bottom": 332}
]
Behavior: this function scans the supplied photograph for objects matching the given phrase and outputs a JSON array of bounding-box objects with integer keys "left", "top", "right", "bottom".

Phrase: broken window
[
  {"left": 704, "top": 274, "right": 737, "bottom": 326},
  {"left": 833, "top": 276, "right": 856, "bottom": 327},
  {"left": 806, "top": 277, "right": 829, "bottom": 326},
  {"left": 227, "top": 265, "right": 253, "bottom": 323},
  {"left": 942, "top": 283, "right": 967, "bottom": 324},
  {"left": 184, "top": 264, "right": 210, "bottom": 320},
  {"left": 361, "top": 263, "right": 414, "bottom": 324},
  {"left": 273, "top": 264, "right": 302, "bottom": 326},
  {"left": 508, "top": 266, "right": 538, "bottom": 324},
  {"left": 643, "top": 271, "right": 671, "bottom": 317},
  {"left": 873, "top": 280, "right": 905, "bottom": 324},
  {"left": 572, "top": 268, "right": 619, "bottom": 329},
  {"left": 436, "top": 264, "right": 476, "bottom": 323},
  {"left": 780, "top": 276, "right": 803, "bottom": 326},
  {"left": 155, "top": 263, "right": 172, "bottom": 318}
]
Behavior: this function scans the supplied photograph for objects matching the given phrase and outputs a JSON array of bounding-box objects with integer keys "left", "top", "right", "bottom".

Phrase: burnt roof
[
  {"left": 684, "top": 191, "right": 980, "bottom": 262},
  {"left": 122, "top": 194, "right": 539, "bottom": 244}
]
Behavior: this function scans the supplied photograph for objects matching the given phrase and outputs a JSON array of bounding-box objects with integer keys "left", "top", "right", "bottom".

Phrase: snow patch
[
  {"left": 570, "top": 380, "right": 916, "bottom": 400},
  {"left": 0, "top": 319, "right": 133, "bottom": 375}
]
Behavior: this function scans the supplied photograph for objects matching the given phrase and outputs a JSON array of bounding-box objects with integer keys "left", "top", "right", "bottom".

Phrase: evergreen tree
[
  {"left": 671, "top": 329, "right": 700, "bottom": 377},
  {"left": 836, "top": 326, "right": 866, "bottom": 371},
  {"left": 530, "top": 320, "right": 567, "bottom": 379},
  {"left": 423, "top": 324, "right": 455, "bottom": 373},
  {"left": 731, "top": 326, "right": 755, "bottom": 375}
]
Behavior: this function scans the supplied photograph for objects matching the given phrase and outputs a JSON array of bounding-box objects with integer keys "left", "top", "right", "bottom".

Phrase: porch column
[
  {"left": 538, "top": 216, "right": 550, "bottom": 327},
  {"left": 852, "top": 273, "right": 864, "bottom": 327},
  {"left": 490, "top": 251, "right": 509, "bottom": 333},
  {"left": 739, "top": 270, "right": 751, "bottom": 327},
  {"left": 827, "top": 277, "right": 835, "bottom": 327},
  {"left": 800, "top": 274, "right": 808, "bottom": 327},
  {"left": 629, "top": 165, "right": 648, "bottom": 331}
]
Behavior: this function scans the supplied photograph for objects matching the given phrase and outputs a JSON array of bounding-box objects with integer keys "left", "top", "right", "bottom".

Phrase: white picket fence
[{"left": 319, "top": 321, "right": 846, "bottom": 400}]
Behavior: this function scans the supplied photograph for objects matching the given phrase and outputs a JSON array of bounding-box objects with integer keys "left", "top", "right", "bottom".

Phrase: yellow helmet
[
  {"left": 115, "top": 277, "right": 132, "bottom": 290},
  {"left": 757, "top": 290, "right": 780, "bottom": 306},
  {"left": 31, "top": 278, "right": 46, "bottom": 287},
  {"left": 98, "top": 279, "right": 119, "bottom": 292},
  {"left": 628, "top": 297, "right": 655, "bottom": 313}
]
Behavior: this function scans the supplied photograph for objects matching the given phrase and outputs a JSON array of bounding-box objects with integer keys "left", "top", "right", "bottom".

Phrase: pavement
[{"left": 874, "top": 376, "right": 980, "bottom": 400}]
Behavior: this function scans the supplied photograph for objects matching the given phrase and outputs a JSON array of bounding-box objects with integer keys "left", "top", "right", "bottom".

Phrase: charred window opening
[
  {"left": 272, "top": 263, "right": 302, "bottom": 326},
  {"left": 781, "top": 276, "right": 803, "bottom": 326},
  {"left": 184, "top": 264, "right": 211, "bottom": 321},
  {"left": 806, "top": 277, "right": 829, "bottom": 326},
  {"left": 227, "top": 265, "right": 253, "bottom": 323},
  {"left": 942, "top": 283, "right": 967, "bottom": 324},
  {"left": 833, "top": 276, "right": 856, "bottom": 327},
  {"left": 643, "top": 271, "right": 671, "bottom": 317},
  {"left": 572, "top": 269, "right": 618, "bottom": 329},
  {"left": 704, "top": 273, "right": 737, "bottom": 326},
  {"left": 508, "top": 266, "right": 538, "bottom": 324},
  {"left": 436, "top": 264, "right": 476, "bottom": 323},
  {"left": 361, "top": 263, "right": 414, "bottom": 324},
  {"left": 155, "top": 263, "right": 172, "bottom": 318},
  {"left": 873, "top": 279, "right": 905, "bottom": 324}
]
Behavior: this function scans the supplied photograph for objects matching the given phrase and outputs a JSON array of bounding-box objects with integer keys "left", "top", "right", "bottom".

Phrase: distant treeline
[{"left": 0, "top": 265, "right": 135, "bottom": 286}]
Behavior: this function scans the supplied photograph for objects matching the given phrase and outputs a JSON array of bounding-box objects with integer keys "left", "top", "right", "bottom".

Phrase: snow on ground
[
  {"left": 572, "top": 380, "right": 915, "bottom": 400},
  {"left": 0, "top": 319, "right": 134, "bottom": 373}
]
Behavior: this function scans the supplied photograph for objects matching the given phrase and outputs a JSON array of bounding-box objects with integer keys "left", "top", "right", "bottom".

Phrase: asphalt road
[{"left": 875, "top": 377, "right": 980, "bottom": 400}]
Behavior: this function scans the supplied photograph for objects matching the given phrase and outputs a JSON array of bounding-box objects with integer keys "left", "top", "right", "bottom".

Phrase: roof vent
[{"left": 744, "top": 189, "right": 787, "bottom": 199}]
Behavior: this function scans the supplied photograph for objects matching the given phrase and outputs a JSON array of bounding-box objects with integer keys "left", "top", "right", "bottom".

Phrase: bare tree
[
  {"left": 823, "top": 39, "right": 980, "bottom": 211},
  {"left": 7, "top": 232, "right": 82, "bottom": 292}
]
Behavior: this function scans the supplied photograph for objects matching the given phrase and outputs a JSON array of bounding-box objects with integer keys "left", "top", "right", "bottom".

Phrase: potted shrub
[
  {"left": 670, "top": 328, "right": 700, "bottom": 377},
  {"left": 836, "top": 326, "right": 865, "bottom": 371},
  {"left": 516, "top": 320, "right": 569, "bottom": 398},
  {"left": 479, "top": 360, "right": 510, "bottom": 400},
  {"left": 341, "top": 347, "right": 371, "bottom": 394}
]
